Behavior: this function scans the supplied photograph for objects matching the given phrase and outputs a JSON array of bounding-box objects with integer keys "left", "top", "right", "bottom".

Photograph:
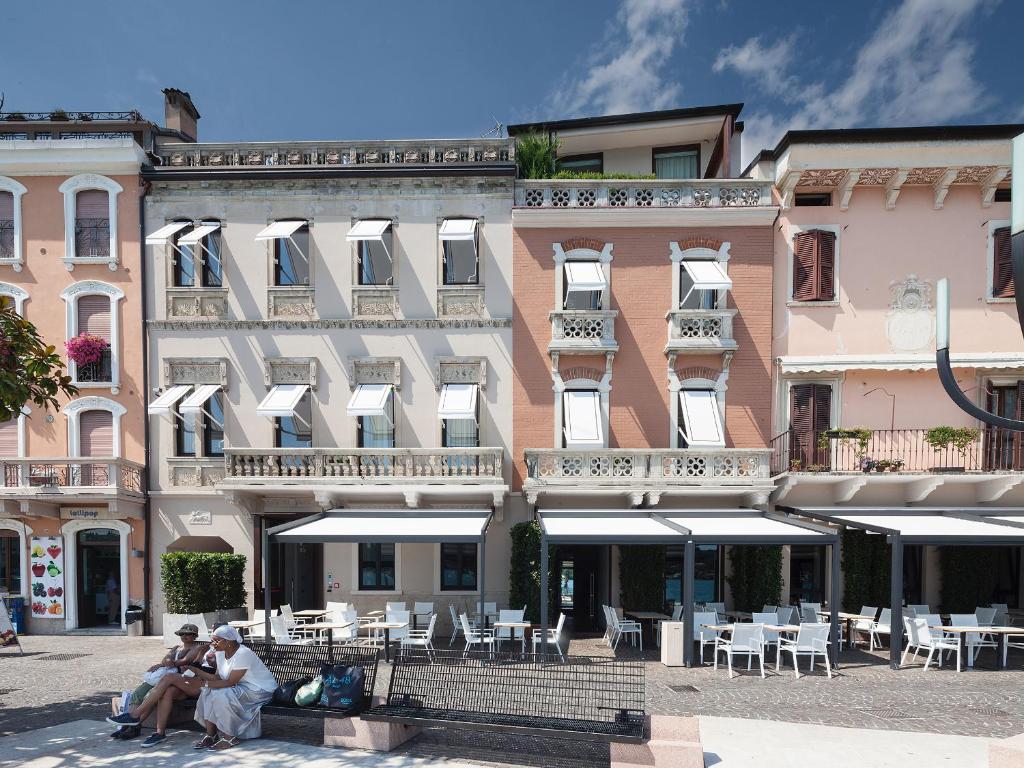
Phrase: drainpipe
[{"left": 139, "top": 177, "right": 152, "bottom": 636}]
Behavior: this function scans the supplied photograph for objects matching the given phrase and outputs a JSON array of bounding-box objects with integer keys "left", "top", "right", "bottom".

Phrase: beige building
[{"left": 143, "top": 138, "right": 517, "bottom": 630}]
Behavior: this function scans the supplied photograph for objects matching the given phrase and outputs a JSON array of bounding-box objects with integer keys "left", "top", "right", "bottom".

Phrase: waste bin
[
  {"left": 5, "top": 597, "right": 25, "bottom": 634},
  {"left": 661, "top": 621, "right": 684, "bottom": 666},
  {"left": 125, "top": 605, "right": 145, "bottom": 637}
]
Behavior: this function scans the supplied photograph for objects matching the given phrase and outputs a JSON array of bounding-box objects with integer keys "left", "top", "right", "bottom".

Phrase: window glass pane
[
  {"left": 275, "top": 393, "right": 312, "bottom": 448},
  {"left": 443, "top": 418, "right": 478, "bottom": 448},
  {"left": 654, "top": 149, "right": 698, "bottom": 179},
  {"left": 173, "top": 243, "right": 196, "bottom": 287},
  {"left": 694, "top": 544, "right": 718, "bottom": 603},
  {"left": 202, "top": 231, "right": 222, "bottom": 287},
  {"left": 679, "top": 269, "right": 718, "bottom": 309},
  {"left": 0, "top": 531, "right": 20, "bottom": 594},
  {"left": 359, "top": 240, "right": 392, "bottom": 285},
  {"left": 274, "top": 229, "right": 309, "bottom": 286},
  {"left": 203, "top": 392, "right": 225, "bottom": 457},
  {"left": 175, "top": 403, "right": 196, "bottom": 457},
  {"left": 564, "top": 289, "right": 602, "bottom": 310},
  {"left": 359, "top": 543, "right": 396, "bottom": 590},
  {"left": 440, "top": 543, "right": 477, "bottom": 591},
  {"left": 558, "top": 155, "right": 602, "bottom": 173},
  {"left": 442, "top": 240, "right": 478, "bottom": 285},
  {"left": 360, "top": 415, "right": 394, "bottom": 448}
]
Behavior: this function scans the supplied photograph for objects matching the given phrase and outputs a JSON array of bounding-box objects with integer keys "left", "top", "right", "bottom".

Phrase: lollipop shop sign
[{"left": 30, "top": 536, "right": 66, "bottom": 619}]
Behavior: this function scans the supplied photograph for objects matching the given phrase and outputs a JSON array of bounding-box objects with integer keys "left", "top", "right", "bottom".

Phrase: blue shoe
[
  {"left": 105, "top": 712, "right": 140, "bottom": 726},
  {"left": 141, "top": 732, "right": 166, "bottom": 748}
]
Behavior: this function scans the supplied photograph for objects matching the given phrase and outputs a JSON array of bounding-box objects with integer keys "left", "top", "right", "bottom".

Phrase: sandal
[
  {"left": 193, "top": 735, "right": 218, "bottom": 749},
  {"left": 211, "top": 736, "right": 241, "bottom": 751}
]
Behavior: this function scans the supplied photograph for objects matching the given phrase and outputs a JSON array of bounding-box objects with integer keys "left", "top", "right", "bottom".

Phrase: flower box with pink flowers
[{"left": 65, "top": 333, "right": 109, "bottom": 366}]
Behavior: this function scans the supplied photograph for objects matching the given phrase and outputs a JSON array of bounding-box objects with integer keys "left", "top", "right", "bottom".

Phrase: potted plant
[
  {"left": 789, "top": 458, "right": 803, "bottom": 472},
  {"left": 4, "top": 112, "right": 27, "bottom": 122},
  {"left": 76, "top": 112, "right": 93, "bottom": 122},
  {"left": 64, "top": 333, "right": 109, "bottom": 366},
  {"left": 923, "top": 426, "right": 980, "bottom": 473},
  {"left": 48, "top": 109, "right": 69, "bottom": 121}
]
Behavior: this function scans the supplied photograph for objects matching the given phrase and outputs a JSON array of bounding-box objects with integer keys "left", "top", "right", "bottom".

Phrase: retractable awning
[
  {"left": 679, "top": 390, "right": 725, "bottom": 448},
  {"left": 178, "top": 222, "right": 220, "bottom": 245},
  {"left": 179, "top": 384, "right": 220, "bottom": 415},
  {"left": 539, "top": 511, "right": 686, "bottom": 544},
  {"left": 437, "top": 383, "right": 477, "bottom": 420},
  {"left": 663, "top": 512, "right": 835, "bottom": 544},
  {"left": 145, "top": 221, "right": 191, "bottom": 245},
  {"left": 269, "top": 509, "right": 491, "bottom": 544},
  {"left": 148, "top": 385, "right": 191, "bottom": 417},
  {"left": 346, "top": 219, "right": 392, "bottom": 242},
  {"left": 682, "top": 259, "right": 732, "bottom": 292},
  {"left": 346, "top": 384, "right": 392, "bottom": 418},
  {"left": 257, "top": 384, "right": 308, "bottom": 419},
  {"left": 255, "top": 220, "right": 305, "bottom": 241},
  {"left": 787, "top": 506, "right": 1024, "bottom": 544},
  {"left": 563, "top": 390, "right": 603, "bottom": 448},
  {"left": 564, "top": 261, "right": 607, "bottom": 294},
  {"left": 438, "top": 218, "right": 478, "bottom": 241}
]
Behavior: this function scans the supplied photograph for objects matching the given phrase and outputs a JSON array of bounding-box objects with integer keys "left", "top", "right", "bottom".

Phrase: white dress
[{"left": 193, "top": 645, "right": 276, "bottom": 739}]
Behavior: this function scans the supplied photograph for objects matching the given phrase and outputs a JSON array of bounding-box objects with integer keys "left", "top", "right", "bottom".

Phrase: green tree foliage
[
  {"left": 0, "top": 305, "right": 77, "bottom": 422},
  {"left": 508, "top": 521, "right": 557, "bottom": 623},
  {"left": 727, "top": 546, "right": 783, "bottom": 611},
  {"left": 160, "top": 552, "right": 247, "bottom": 613},
  {"left": 840, "top": 529, "right": 891, "bottom": 611},
  {"left": 618, "top": 546, "right": 666, "bottom": 611}
]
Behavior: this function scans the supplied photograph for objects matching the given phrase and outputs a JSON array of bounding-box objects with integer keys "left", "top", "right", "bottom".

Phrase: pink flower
[{"left": 65, "top": 333, "right": 109, "bottom": 365}]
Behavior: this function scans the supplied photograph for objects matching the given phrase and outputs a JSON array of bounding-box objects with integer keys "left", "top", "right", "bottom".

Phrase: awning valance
[
  {"left": 148, "top": 385, "right": 191, "bottom": 417},
  {"left": 145, "top": 221, "right": 191, "bottom": 245},
  {"left": 778, "top": 353, "right": 1024, "bottom": 375},
  {"left": 439, "top": 218, "right": 478, "bottom": 241},
  {"left": 257, "top": 384, "right": 308, "bottom": 419},
  {"left": 179, "top": 384, "right": 220, "bottom": 415},
  {"left": 346, "top": 219, "right": 392, "bottom": 242},
  {"left": 437, "top": 383, "right": 477, "bottom": 420},
  {"left": 679, "top": 390, "right": 724, "bottom": 448},
  {"left": 178, "top": 222, "right": 220, "bottom": 245},
  {"left": 564, "top": 261, "right": 607, "bottom": 294},
  {"left": 346, "top": 383, "right": 392, "bottom": 418},
  {"left": 255, "top": 220, "right": 305, "bottom": 241},
  {"left": 563, "top": 390, "right": 603, "bottom": 448},
  {"left": 269, "top": 509, "right": 491, "bottom": 544}
]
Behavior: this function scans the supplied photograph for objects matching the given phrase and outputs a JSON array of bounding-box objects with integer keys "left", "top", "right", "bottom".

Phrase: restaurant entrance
[{"left": 556, "top": 545, "right": 604, "bottom": 633}]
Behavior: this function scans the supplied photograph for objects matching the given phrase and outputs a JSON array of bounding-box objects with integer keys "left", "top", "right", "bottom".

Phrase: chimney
[{"left": 162, "top": 88, "right": 200, "bottom": 142}]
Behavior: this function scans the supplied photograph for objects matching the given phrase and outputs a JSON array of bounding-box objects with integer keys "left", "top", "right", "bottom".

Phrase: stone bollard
[{"left": 610, "top": 715, "right": 703, "bottom": 768}]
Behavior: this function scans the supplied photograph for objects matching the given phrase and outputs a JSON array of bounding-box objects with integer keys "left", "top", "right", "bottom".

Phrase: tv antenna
[{"left": 481, "top": 118, "right": 504, "bottom": 138}]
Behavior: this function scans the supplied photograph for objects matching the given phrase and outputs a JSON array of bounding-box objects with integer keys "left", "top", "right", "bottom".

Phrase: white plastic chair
[
  {"left": 714, "top": 623, "right": 765, "bottom": 678},
  {"left": 777, "top": 606, "right": 799, "bottom": 626},
  {"left": 162, "top": 613, "right": 188, "bottom": 648},
  {"left": 248, "top": 608, "right": 277, "bottom": 639},
  {"left": 753, "top": 612, "right": 781, "bottom": 661},
  {"left": 448, "top": 603, "right": 477, "bottom": 645},
  {"left": 850, "top": 606, "right": 877, "bottom": 646},
  {"left": 385, "top": 609, "right": 410, "bottom": 644},
  {"left": 778, "top": 623, "right": 832, "bottom": 678},
  {"left": 609, "top": 610, "right": 642, "bottom": 651},
  {"left": 386, "top": 601, "right": 408, "bottom": 613},
  {"left": 495, "top": 609, "right": 526, "bottom": 652},
  {"left": 692, "top": 611, "right": 719, "bottom": 665},
  {"left": 271, "top": 615, "right": 315, "bottom": 645},
  {"left": 907, "top": 604, "right": 930, "bottom": 617},
  {"left": 902, "top": 616, "right": 960, "bottom": 671},
  {"left": 991, "top": 603, "right": 1011, "bottom": 626},
  {"left": 799, "top": 603, "right": 822, "bottom": 623},
  {"left": 328, "top": 609, "right": 359, "bottom": 643},
  {"left": 402, "top": 613, "right": 437, "bottom": 658},
  {"left": 976, "top": 607, "right": 997, "bottom": 626},
  {"left": 705, "top": 602, "right": 725, "bottom": 619},
  {"left": 531, "top": 612, "right": 566, "bottom": 660},
  {"left": 460, "top": 612, "right": 496, "bottom": 657},
  {"left": 949, "top": 613, "right": 996, "bottom": 667},
  {"left": 869, "top": 608, "right": 891, "bottom": 651},
  {"left": 601, "top": 605, "right": 615, "bottom": 646},
  {"left": 412, "top": 601, "right": 434, "bottom": 630},
  {"left": 761, "top": 605, "right": 779, "bottom": 615}
]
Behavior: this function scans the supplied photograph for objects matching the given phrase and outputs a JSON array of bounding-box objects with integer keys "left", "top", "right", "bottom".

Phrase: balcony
[
  {"left": 549, "top": 309, "right": 618, "bottom": 354},
  {"left": 0, "top": 457, "right": 145, "bottom": 512},
  {"left": 665, "top": 309, "right": 737, "bottom": 354},
  {"left": 770, "top": 429, "right": 1024, "bottom": 505},
  {"left": 516, "top": 179, "right": 771, "bottom": 208},
  {"left": 75, "top": 349, "right": 113, "bottom": 384},
  {"left": 523, "top": 448, "right": 773, "bottom": 506},
  {"left": 74, "top": 218, "right": 110, "bottom": 258}
]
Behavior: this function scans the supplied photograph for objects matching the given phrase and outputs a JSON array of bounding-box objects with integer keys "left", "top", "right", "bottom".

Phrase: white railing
[
  {"left": 0, "top": 457, "right": 145, "bottom": 493},
  {"left": 524, "top": 449, "right": 771, "bottom": 484},
  {"left": 223, "top": 448, "right": 504, "bottom": 483},
  {"left": 550, "top": 309, "right": 618, "bottom": 349},
  {"left": 666, "top": 309, "right": 737, "bottom": 347},
  {"left": 515, "top": 179, "right": 772, "bottom": 209}
]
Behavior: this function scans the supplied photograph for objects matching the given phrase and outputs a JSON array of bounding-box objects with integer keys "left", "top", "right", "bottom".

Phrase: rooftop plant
[
  {"left": 3, "top": 113, "right": 26, "bottom": 122},
  {"left": 48, "top": 109, "right": 69, "bottom": 121},
  {"left": 515, "top": 131, "right": 559, "bottom": 179},
  {"left": 551, "top": 170, "right": 657, "bottom": 180}
]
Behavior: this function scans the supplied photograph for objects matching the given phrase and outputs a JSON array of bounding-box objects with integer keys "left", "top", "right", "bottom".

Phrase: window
[
  {"left": 795, "top": 193, "right": 832, "bottom": 207},
  {"left": 347, "top": 220, "right": 393, "bottom": 286},
  {"left": 0, "top": 530, "right": 20, "bottom": 595},
  {"left": 792, "top": 229, "right": 836, "bottom": 302},
  {"left": 348, "top": 384, "right": 395, "bottom": 448},
  {"left": 171, "top": 222, "right": 222, "bottom": 288},
  {"left": 171, "top": 385, "right": 225, "bottom": 458},
  {"left": 665, "top": 544, "right": 719, "bottom": 609},
  {"left": 0, "top": 192, "right": 13, "bottom": 261},
  {"left": 679, "top": 259, "right": 730, "bottom": 310},
  {"left": 75, "top": 295, "right": 113, "bottom": 384},
  {"left": 653, "top": 145, "right": 699, "bottom": 179},
  {"left": 557, "top": 153, "right": 603, "bottom": 174},
  {"left": 61, "top": 282, "right": 124, "bottom": 389},
  {"left": 984, "top": 383, "right": 1023, "bottom": 470},
  {"left": 275, "top": 391, "right": 312, "bottom": 448},
  {"left": 788, "top": 383, "right": 832, "bottom": 469},
  {"left": 358, "top": 543, "right": 396, "bottom": 590},
  {"left": 993, "top": 226, "right": 1013, "bottom": 299},
  {"left": 59, "top": 174, "right": 120, "bottom": 267},
  {"left": 174, "top": 399, "right": 196, "bottom": 457},
  {"left": 0, "top": 417, "right": 17, "bottom": 457},
  {"left": 273, "top": 226, "right": 310, "bottom": 286},
  {"left": 438, "top": 383, "right": 478, "bottom": 447},
  {"left": 562, "top": 390, "right": 603, "bottom": 448},
  {"left": 74, "top": 190, "right": 110, "bottom": 258},
  {"left": 995, "top": 188, "right": 1011, "bottom": 203},
  {"left": 563, "top": 261, "right": 606, "bottom": 310},
  {"left": 440, "top": 543, "right": 478, "bottom": 591},
  {"left": 203, "top": 392, "right": 225, "bottom": 457},
  {"left": 678, "top": 390, "right": 725, "bottom": 448},
  {"left": 359, "top": 412, "right": 394, "bottom": 448},
  {"left": 439, "top": 218, "right": 479, "bottom": 285}
]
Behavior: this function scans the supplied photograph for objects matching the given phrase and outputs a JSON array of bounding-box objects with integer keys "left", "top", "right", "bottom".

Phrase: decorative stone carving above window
[
  {"left": 348, "top": 357, "right": 401, "bottom": 389},
  {"left": 434, "top": 357, "right": 487, "bottom": 390},
  {"left": 164, "top": 358, "right": 229, "bottom": 387},
  {"left": 264, "top": 357, "right": 318, "bottom": 390}
]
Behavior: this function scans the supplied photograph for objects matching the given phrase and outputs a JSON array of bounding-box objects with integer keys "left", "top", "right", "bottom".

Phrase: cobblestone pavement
[{"left": 2, "top": 632, "right": 1023, "bottom": 766}]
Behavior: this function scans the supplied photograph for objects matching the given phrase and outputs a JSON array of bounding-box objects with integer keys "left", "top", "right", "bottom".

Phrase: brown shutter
[
  {"left": 792, "top": 232, "right": 817, "bottom": 301},
  {"left": 76, "top": 190, "right": 108, "bottom": 218},
  {"left": 77, "top": 295, "right": 111, "bottom": 341},
  {"left": 789, "top": 383, "right": 832, "bottom": 468},
  {"left": 994, "top": 227, "right": 1014, "bottom": 298},
  {"left": 816, "top": 230, "right": 836, "bottom": 300},
  {"left": 79, "top": 410, "right": 113, "bottom": 457},
  {"left": 0, "top": 419, "right": 17, "bottom": 458},
  {"left": 0, "top": 192, "right": 13, "bottom": 220}
]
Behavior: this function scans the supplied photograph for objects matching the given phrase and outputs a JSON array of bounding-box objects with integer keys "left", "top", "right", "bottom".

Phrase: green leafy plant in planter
[
  {"left": 923, "top": 426, "right": 980, "bottom": 472},
  {"left": 515, "top": 132, "right": 559, "bottom": 179},
  {"left": 48, "top": 109, "right": 69, "bottom": 121},
  {"left": 817, "top": 428, "right": 873, "bottom": 459},
  {"left": 160, "top": 552, "right": 247, "bottom": 614},
  {"left": 552, "top": 170, "right": 657, "bottom": 180}
]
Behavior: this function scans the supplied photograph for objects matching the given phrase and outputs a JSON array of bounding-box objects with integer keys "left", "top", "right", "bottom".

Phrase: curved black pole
[{"left": 936, "top": 347, "right": 1024, "bottom": 430}]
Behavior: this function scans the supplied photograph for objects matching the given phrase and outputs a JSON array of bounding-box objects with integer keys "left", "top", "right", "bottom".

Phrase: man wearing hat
[{"left": 107, "top": 622, "right": 209, "bottom": 745}]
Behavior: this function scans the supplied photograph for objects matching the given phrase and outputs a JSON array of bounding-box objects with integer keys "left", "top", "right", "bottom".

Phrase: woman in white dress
[{"left": 189, "top": 625, "right": 278, "bottom": 750}]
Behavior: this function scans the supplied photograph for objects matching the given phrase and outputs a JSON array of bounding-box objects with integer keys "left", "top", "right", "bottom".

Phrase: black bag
[
  {"left": 318, "top": 664, "right": 365, "bottom": 714},
  {"left": 272, "top": 676, "right": 311, "bottom": 707}
]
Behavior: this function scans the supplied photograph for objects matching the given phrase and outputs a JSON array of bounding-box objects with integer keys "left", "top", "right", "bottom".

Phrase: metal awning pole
[
  {"left": 540, "top": 529, "right": 549, "bottom": 657},
  {"left": 890, "top": 534, "right": 903, "bottom": 670},
  {"left": 479, "top": 536, "right": 486, "bottom": 641},
  {"left": 830, "top": 540, "right": 840, "bottom": 668},
  {"left": 683, "top": 540, "right": 695, "bottom": 667},
  {"left": 262, "top": 519, "right": 271, "bottom": 640}
]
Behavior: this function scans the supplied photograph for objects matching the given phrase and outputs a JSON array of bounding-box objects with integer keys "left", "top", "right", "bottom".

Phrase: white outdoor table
[
  {"left": 929, "top": 625, "right": 1024, "bottom": 671},
  {"left": 302, "top": 620, "right": 355, "bottom": 644},
  {"left": 493, "top": 621, "right": 531, "bottom": 652},
  {"left": 817, "top": 611, "right": 876, "bottom": 648},
  {"left": 363, "top": 620, "right": 408, "bottom": 662}
]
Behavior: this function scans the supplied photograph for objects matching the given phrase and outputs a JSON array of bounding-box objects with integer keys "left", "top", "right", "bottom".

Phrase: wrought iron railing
[
  {"left": 769, "top": 428, "right": 1024, "bottom": 475},
  {"left": 0, "top": 111, "right": 143, "bottom": 122},
  {"left": 0, "top": 457, "right": 144, "bottom": 492},
  {"left": 0, "top": 220, "right": 14, "bottom": 260},
  {"left": 222, "top": 448, "right": 504, "bottom": 482},
  {"left": 76, "top": 349, "right": 113, "bottom": 383},
  {"left": 74, "top": 218, "right": 110, "bottom": 257},
  {"left": 524, "top": 448, "right": 771, "bottom": 484},
  {"left": 515, "top": 179, "right": 772, "bottom": 209}
]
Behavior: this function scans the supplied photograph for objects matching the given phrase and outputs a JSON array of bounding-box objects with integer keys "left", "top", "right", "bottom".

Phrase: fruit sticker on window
[{"left": 30, "top": 536, "right": 65, "bottom": 619}]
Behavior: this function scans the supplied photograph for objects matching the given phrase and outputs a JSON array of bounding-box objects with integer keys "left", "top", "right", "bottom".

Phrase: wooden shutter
[
  {"left": 792, "top": 232, "right": 817, "bottom": 301},
  {"left": 0, "top": 419, "right": 17, "bottom": 458},
  {"left": 77, "top": 295, "right": 111, "bottom": 341},
  {"left": 816, "top": 230, "right": 836, "bottom": 300},
  {"left": 789, "top": 383, "right": 832, "bottom": 468},
  {"left": 0, "top": 192, "right": 13, "bottom": 220},
  {"left": 75, "top": 190, "right": 108, "bottom": 218},
  {"left": 79, "top": 410, "right": 113, "bottom": 457},
  {"left": 993, "top": 227, "right": 1014, "bottom": 298}
]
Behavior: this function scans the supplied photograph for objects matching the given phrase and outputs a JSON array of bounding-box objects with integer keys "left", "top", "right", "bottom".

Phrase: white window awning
[
  {"left": 439, "top": 218, "right": 478, "bottom": 241},
  {"left": 679, "top": 390, "right": 725, "bottom": 448},
  {"left": 178, "top": 222, "right": 220, "bottom": 246},
  {"left": 179, "top": 384, "right": 220, "bottom": 415},
  {"left": 145, "top": 221, "right": 191, "bottom": 245},
  {"left": 257, "top": 384, "right": 309, "bottom": 419},
  {"left": 270, "top": 509, "right": 490, "bottom": 544},
  {"left": 437, "top": 383, "right": 478, "bottom": 420},
  {"left": 346, "top": 219, "right": 392, "bottom": 242},
  {"left": 255, "top": 220, "right": 306, "bottom": 241},
  {"left": 682, "top": 259, "right": 732, "bottom": 291},
  {"left": 564, "top": 261, "right": 607, "bottom": 294},
  {"left": 563, "top": 391, "right": 603, "bottom": 448},
  {"left": 347, "top": 384, "right": 393, "bottom": 418},
  {"left": 148, "top": 385, "right": 192, "bottom": 417}
]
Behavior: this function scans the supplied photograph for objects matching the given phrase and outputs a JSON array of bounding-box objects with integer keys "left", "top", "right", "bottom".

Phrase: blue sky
[{"left": 2, "top": 0, "right": 1021, "bottom": 163}]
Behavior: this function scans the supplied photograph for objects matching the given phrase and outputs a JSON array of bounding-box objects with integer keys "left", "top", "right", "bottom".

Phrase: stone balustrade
[
  {"left": 524, "top": 448, "right": 771, "bottom": 486},
  {"left": 515, "top": 179, "right": 772, "bottom": 209},
  {"left": 550, "top": 309, "right": 619, "bottom": 352},
  {"left": 665, "top": 308, "right": 737, "bottom": 352}
]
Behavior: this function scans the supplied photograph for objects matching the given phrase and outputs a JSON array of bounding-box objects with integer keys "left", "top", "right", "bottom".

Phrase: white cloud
[
  {"left": 717, "top": 0, "right": 1000, "bottom": 164},
  {"left": 550, "top": 0, "right": 691, "bottom": 117}
]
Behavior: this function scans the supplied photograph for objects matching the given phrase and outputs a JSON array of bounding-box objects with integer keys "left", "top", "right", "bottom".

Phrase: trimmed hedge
[
  {"left": 508, "top": 521, "right": 558, "bottom": 623},
  {"left": 841, "top": 529, "right": 891, "bottom": 612},
  {"left": 619, "top": 545, "right": 666, "bottom": 611},
  {"left": 160, "top": 552, "right": 247, "bottom": 614},
  {"left": 940, "top": 546, "right": 1000, "bottom": 613},
  {"left": 727, "top": 546, "right": 782, "bottom": 611}
]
